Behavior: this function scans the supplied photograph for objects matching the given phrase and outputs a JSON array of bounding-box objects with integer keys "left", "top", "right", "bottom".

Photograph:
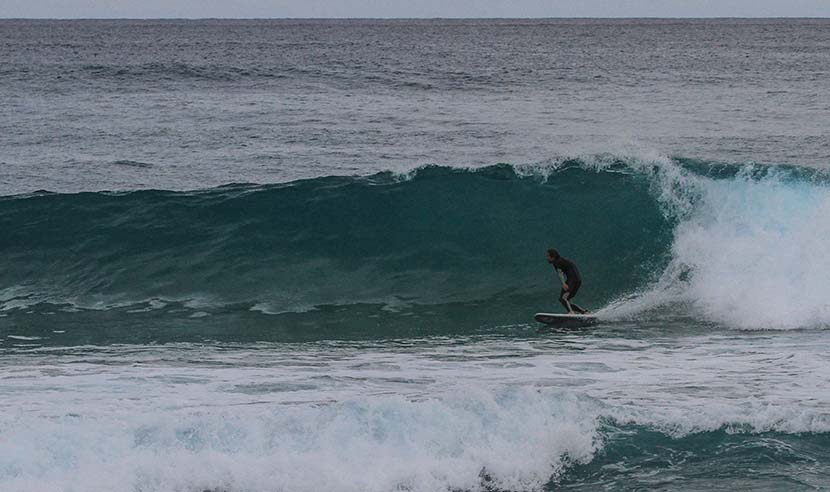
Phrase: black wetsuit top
[{"left": 553, "top": 257, "right": 582, "bottom": 292}]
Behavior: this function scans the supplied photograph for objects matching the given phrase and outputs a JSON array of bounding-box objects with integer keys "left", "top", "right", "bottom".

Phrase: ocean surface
[{"left": 2, "top": 18, "right": 830, "bottom": 491}]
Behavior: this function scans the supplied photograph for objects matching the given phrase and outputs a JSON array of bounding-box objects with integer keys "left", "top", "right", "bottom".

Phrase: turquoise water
[
  {"left": 3, "top": 18, "right": 830, "bottom": 492},
  {"left": 0, "top": 161, "right": 671, "bottom": 338}
]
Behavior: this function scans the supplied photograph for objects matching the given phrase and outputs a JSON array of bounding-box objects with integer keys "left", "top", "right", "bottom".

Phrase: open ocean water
[{"left": 2, "top": 18, "right": 830, "bottom": 491}]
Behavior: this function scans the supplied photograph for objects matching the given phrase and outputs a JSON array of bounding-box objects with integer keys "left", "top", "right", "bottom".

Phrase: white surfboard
[{"left": 534, "top": 312, "right": 598, "bottom": 328}]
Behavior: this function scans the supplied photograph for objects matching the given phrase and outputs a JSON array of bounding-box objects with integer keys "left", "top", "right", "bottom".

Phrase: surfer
[{"left": 546, "top": 249, "right": 588, "bottom": 314}]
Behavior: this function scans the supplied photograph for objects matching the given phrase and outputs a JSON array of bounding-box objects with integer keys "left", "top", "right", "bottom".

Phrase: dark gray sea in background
[
  {"left": 2, "top": 19, "right": 829, "bottom": 193},
  {"left": 2, "top": 19, "right": 830, "bottom": 492}
]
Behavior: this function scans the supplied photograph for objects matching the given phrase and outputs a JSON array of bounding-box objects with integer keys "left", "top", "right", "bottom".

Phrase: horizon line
[{"left": 2, "top": 16, "right": 830, "bottom": 21}]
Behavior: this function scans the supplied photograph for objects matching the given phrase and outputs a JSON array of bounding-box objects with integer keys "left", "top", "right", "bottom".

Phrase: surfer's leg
[
  {"left": 559, "top": 289, "right": 575, "bottom": 313},
  {"left": 566, "top": 283, "right": 587, "bottom": 313},
  {"left": 569, "top": 302, "right": 588, "bottom": 314}
]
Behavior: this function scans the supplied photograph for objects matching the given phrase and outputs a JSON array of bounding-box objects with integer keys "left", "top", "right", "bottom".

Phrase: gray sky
[{"left": 3, "top": 0, "right": 830, "bottom": 19}]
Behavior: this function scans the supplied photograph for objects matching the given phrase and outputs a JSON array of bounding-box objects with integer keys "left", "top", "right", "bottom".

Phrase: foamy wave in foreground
[
  {"left": 4, "top": 384, "right": 830, "bottom": 492},
  {"left": 5, "top": 329, "right": 830, "bottom": 492},
  {"left": 0, "top": 388, "right": 599, "bottom": 492}
]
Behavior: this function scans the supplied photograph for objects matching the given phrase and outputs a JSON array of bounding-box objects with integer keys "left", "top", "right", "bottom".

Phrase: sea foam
[
  {"left": 631, "top": 163, "right": 830, "bottom": 329},
  {"left": 0, "top": 387, "right": 599, "bottom": 492}
]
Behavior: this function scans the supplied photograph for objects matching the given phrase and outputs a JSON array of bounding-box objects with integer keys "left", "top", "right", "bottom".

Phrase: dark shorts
[{"left": 560, "top": 281, "right": 581, "bottom": 300}]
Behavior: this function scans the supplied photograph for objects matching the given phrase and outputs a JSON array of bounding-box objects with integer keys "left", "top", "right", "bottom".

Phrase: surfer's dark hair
[{"left": 547, "top": 248, "right": 560, "bottom": 259}]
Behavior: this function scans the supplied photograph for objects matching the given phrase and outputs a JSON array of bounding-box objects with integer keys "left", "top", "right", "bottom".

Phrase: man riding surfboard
[{"left": 546, "top": 248, "right": 588, "bottom": 314}]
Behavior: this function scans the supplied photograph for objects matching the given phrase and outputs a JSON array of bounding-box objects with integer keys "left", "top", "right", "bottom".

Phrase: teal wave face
[
  {"left": 4, "top": 156, "right": 829, "bottom": 343},
  {"left": 559, "top": 424, "right": 830, "bottom": 491},
  {"left": 0, "top": 162, "right": 671, "bottom": 331}
]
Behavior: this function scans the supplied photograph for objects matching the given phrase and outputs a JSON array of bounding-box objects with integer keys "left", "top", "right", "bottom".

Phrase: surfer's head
[{"left": 546, "top": 248, "right": 560, "bottom": 263}]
